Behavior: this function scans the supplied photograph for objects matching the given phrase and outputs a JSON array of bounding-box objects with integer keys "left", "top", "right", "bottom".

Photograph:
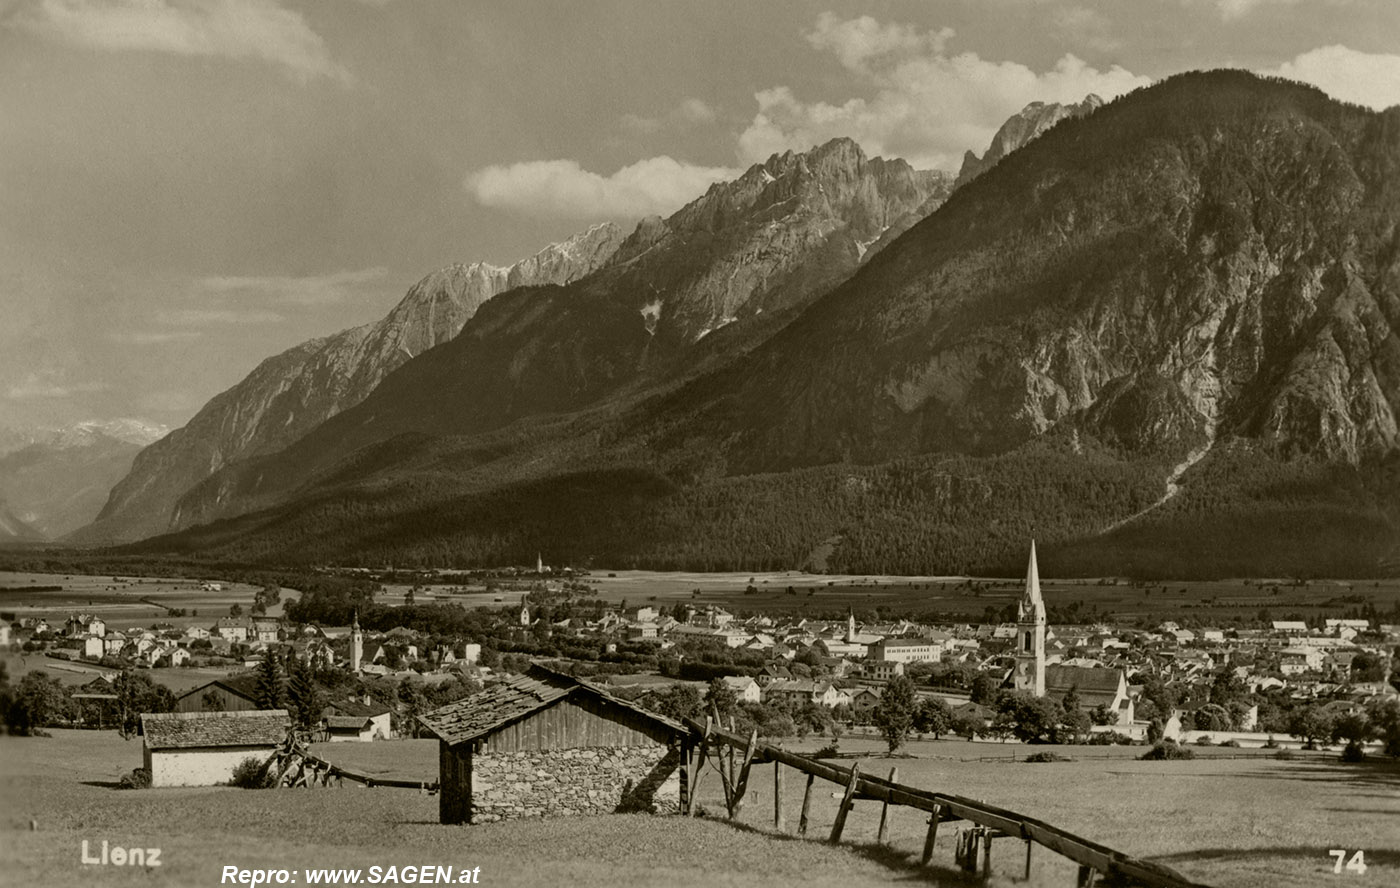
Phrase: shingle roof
[
  {"left": 328, "top": 700, "right": 391, "bottom": 718},
  {"left": 418, "top": 665, "right": 687, "bottom": 747},
  {"left": 1045, "top": 665, "right": 1124, "bottom": 695},
  {"left": 142, "top": 710, "right": 289, "bottom": 750},
  {"left": 326, "top": 715, "right": 373, "bottom": 730}
]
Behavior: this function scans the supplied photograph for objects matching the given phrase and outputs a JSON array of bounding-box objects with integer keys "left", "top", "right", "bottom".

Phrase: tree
[
  {"left": 996, "top": 691, "right": 1063, "bottom": 743},
  {"left": 873, "top": 675, "right": 916, "bottom": 754},
  {"left": 705, "top": 677, "right": 738, "bottom": 720},
  {"left": 1059, "top": 686, "right": 1091, "bottom": 743},
  {"left": 202, "top": 688, "right": 226, "bottom": 712},
  {"left": 113, "top": 670, "right": 175, "bottom": 739},
  {"left": 254, "top": 653, "right": 286, "bottom": 711},
  {"left": 1332, "top": 711, "right": 1372, "bottom": 759},
  {"left": 286, "top": 657, "right": 323, "bottom": 733},
  {"left": 1288, "top": 704, "right": 1335, "bottom": 750},
  {"left": 914, "top": 696, "right": 952, "bottom": 739},
  {"left": 969, "top": 673, "right": 1002, "bottom": 706},
  {"left": 405, "top": 587, "right": 417, "bottom": 607},
  {"left": 651, "top": 684, "right": 703, "bottom": 722},
  {"left": 6, "top": 672, "right": 73, "bottom": 735},
  {"left": 1350, "top": 652, "right": 1387, "bottom": 683},
  {"left": 229, "top": 603, "right": 243, "bottom": 618},
  {"left": 1193, "top": 703, "right": 1233, "bottom": 732},
  {"left": 1365, "top": 698, "right": 1400, "bottom": 756}
]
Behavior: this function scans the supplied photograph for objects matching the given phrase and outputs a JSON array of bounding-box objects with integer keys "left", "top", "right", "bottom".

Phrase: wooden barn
[
  {"left": 173, "top": 674, "right": 262, "bottom": 713},
  {"left": 140, "top": 709, "right": 290, "bottom": 787},
  {"left": 419, "top": 666, "right": 693, "bottom": 824}
]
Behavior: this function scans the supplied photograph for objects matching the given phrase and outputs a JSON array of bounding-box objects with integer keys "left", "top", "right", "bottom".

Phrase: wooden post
[
  {"left": 828, "top": 762, "right": 861, "bottom": 844},
  {"left": 982, "top": 828, "right": 993, "bottom": 877},
  {"left": 678, "top": 741, "right": 690, "bottom": 815},
  {"left": 876, "top": 766, "right": 897, "bottom": 845},
  {"left": 798, "top": 772, "right": 815, "bottom": 835},
  {"left": 730, "top": 729, "right": 760, "bottom": 818},
  {"left": 1077, "top": 865, "right": 1096, "bottom": 887},
  {"left": 1023, "top": 839, "right": 1032, "bottom": 881},
  {"left": 921, "top": 805, "right": 941, "bottom": 865},
  {"left": 773, "top": 761, "right": 786, "bottom": 832}
]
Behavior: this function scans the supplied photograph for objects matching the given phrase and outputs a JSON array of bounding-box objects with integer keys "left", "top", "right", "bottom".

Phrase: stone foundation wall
[{"left": 471, "top": 745, "right": 680, "bottom": 823}]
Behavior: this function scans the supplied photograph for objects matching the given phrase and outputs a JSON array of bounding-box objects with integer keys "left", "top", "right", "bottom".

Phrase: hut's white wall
[{"left": 147, "top": 745, "right": 276, "bottom": 787}]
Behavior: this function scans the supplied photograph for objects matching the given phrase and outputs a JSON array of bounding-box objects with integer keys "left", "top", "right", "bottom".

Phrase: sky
[{"left": 1, "top": 0, "right": 1397, "bottom": 430}]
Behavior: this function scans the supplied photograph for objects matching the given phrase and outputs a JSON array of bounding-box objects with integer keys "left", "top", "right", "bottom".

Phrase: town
[{"left": 6, "top": 543, "right": 1398, "bottom": 765}]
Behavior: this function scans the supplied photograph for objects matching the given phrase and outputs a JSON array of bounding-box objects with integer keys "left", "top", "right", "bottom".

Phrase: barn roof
[
  {"left": 418, "top": 665, "right": 687, "bottom": 747},
  {"left": 174, "top": 673, "right": 262, "bottom": 705},
  {"left": 326, "top": 715, "right": 373, "bottom": 730},
  {"left": 1045, "top": 665, "right": 1124, "bottom": 695},
  {"left": 141, "top": 710, "right": 289, "bottom": 750}
]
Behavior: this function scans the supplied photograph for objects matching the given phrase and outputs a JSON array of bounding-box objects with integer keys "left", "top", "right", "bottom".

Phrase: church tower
[
  {"left": 846, "top": 607, "right": 856, "bottom": 643},
  {"left": 1013, "top": 540, "right": 1046, "bottom": 696},
  {"left": 350, "top": 610, "right": 363, "bottom": 673}
]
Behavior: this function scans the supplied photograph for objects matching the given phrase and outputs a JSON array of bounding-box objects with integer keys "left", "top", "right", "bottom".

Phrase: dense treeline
[{"left": 117, "top": 428, "right": 1397, "bottom": 579}]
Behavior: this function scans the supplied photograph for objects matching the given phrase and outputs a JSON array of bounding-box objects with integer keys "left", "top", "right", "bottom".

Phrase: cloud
[
  {"left": 804, "top": 12, "right": 954, "bottom": 74},
  {"left": 465, "top": 156, "right": 740, "bottom": 220},
  {"left": 196, "top": 266, "right": 389, "bottom": 306},
  {"left": 737, "top": 14, "right": 1150, "bottom": 170},
  {"left": 156, "top": 307, "right": 285, "bottom": 326},
  {"left": 7, "top": 0, "right": 349, "bottom": 83},
  {"left": 107, "top": 330, "right": 204, "bottom": 345},
  {"left": 1262, "top": 45, "right": 1400, "bottom": 110},
  {"left": 622, "top": 98, "right": 719, "bottom": 135},
  {"left": 1209, "top": 0, "right": 1302, "bottom": 20},
  {"left": 5, "top": 372, "right": 109, "bottom": 400}
]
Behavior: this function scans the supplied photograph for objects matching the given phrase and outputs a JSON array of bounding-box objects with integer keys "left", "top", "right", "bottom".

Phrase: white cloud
[
  {"left": 8, "top": 0, "right": 349, "bottom": 83},
  {"left": 157, "top": 307, "right": 285, "bottom": 326},
  {"left": 5, "top": 372, "right": 109, "bottom": 400},
  {"left": 196, "top": 266, "right": 389, "bottom": 305},
  {"left": 465, "top": 156, "right": 740, "bottom": 221},
  {"left": 1263, "top": 45, "right": 1400, "bottom": 110},
  {"left": 107, "top": 330, "right": 204, "bottom": 345},
  {"left": 804, "top": 12, "right": 954, "bottom": 74},
  {"left": 621, "top": 97, "right": 719, "bottom": 135},
  {"left": 737, "top": 14, "right": 1150, "bottom": 170},
  {"left": 1211, "top": 0, "right": 1301, "bottom": 20}
]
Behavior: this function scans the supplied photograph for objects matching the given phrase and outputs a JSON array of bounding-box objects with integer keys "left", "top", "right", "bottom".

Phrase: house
[
  {"left": 184, "top": 626, "right": 211, "bottom": 642},
  {"left": 84, "top": 636, "right": 105, "bottom": 659},
  {"left": 1280, "top": 647, "right": 1325, "bottom": 675},
  {"left": 102, "top": 633, "right": 128, "bottom": 657},
  {"left": 140, "top": 709, "right": 290, "bottom": 787},
  {"left": 1044, "top": 665, "right": 1134, "bottom": 726},
  {"left": 626, "top": 623, "right": 659, "bottom": 641},
  {"left": 251, "top": 618, "right": 281, "bottom": 644},
  {"left": 213, "top": 618, "right": 249, "bottom": 643},
  {"left": 419, "top": 666, "right": 692, "bottom": 824},
  {"left": 762, "top": 680, "right": 847, "bottom": 708},
  {"left": 174, "top": 674, "right": 263, "bottom": 713},
  {"left": 66, "top": 615, "right": 106, "bottom": 638},
  {"left": 719, "top": 675, "right": 762, "bottom": 704},
  {"left": 869, "top": 638, "right": 941, "bottom": 664},
  {"left": 323, "top": 700, "right": 393, "bottom": 741},
  {"left": 864, "top": 661, "right": 906, "bottom": 681},
  {"left": 847, "top": 687, "right": 881, "bottom": 721}
]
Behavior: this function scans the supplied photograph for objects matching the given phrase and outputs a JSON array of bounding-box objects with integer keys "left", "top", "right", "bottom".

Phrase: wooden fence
[
  {"left": 263, "top": 732, "right": 437, "bottom": 792},
  {"left": 681, "top": 716, "right": 1212, "bottom": 888}
]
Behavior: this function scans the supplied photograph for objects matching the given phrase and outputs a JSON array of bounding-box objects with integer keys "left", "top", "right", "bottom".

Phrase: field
[
  {"left": 572, "top": 570, "right": 1400, "bottom": 625},
  {"left": 4, "top": 730, "right": 1395, "bottom": 888},
  {"left": 0, "top": 571, "right": 298, "bottom": 633}
]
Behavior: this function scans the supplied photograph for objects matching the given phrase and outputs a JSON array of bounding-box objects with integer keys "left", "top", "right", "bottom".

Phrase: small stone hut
[
  {"left": 141, "top": 709, "right": 290, "bottom": 787},
  {"left": 419, "top": 666, "right": 692, "bottom": 824}
]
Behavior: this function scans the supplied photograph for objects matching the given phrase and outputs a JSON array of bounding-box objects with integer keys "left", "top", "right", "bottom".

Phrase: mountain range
[
  {"left": 85, "top": 73, "right": 1400, "bottom": 577},
  {"left": 0, "top": 420, "right": 168, "bottom": 541}
]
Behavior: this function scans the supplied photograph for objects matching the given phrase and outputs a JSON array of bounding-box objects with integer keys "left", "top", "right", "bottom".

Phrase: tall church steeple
[
  {"left": 1013, "top": 540, "right": 1046, "bottom": 696},
  {"left": 846, "top": 607, "right": 856, "bottom": 643},
  {"left": 350, "top": 610, "right": 363, "bottom": 673}
]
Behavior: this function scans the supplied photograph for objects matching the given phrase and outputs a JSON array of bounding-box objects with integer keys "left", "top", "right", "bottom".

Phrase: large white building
[{"left": 869, "top": 638, "right": 942, "bottom": 664}]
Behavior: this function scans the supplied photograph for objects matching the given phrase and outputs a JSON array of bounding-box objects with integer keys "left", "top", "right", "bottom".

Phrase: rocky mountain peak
[
  {"left": 76, "top": 222, "right": 626, "bottom": 544},
  {"left": 955, "top": 93, "right": 1106, "bottom": 188}
]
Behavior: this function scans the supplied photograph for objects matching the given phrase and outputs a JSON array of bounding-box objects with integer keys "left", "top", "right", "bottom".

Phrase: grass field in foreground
[{"left": 2, "top": 730, "right": 1396, "bottom": 888}]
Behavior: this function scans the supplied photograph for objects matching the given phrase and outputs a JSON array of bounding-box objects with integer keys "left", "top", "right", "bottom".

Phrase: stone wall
[{"left": 471, "top": 745, "right": 681, "bottom": 823}]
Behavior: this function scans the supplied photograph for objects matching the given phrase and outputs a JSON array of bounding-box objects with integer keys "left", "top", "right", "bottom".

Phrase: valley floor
[{"left": 3, "top": 730, "right": 1396, "bottom": 888}]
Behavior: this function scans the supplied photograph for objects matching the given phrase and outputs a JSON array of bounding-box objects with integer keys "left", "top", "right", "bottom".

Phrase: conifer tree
[{"left": 254, "top": 650, "right": 286, "bottom": 711}]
